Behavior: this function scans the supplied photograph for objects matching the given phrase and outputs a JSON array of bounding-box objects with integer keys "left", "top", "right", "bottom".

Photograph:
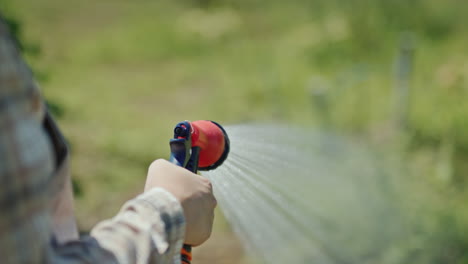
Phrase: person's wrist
[{"left": 138, "top": 188, "right": 182, "bottom": 212}]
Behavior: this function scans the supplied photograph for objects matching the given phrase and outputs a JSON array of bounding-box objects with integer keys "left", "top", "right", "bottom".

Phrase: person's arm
[
  {"left": 0, "top": 15, "right": 215, "bottom": 263},
  {"left": 0, "top": 112, "right": 186, "bottom": 264},
  {"left": 0, "top": 15, "right": 185, "bottom": 263},
  {"left": 53, "top": 187, "right": 186, "bottom": 264},
  {"left": 0, "top": 112, "right": 187, "bottom": 263}
]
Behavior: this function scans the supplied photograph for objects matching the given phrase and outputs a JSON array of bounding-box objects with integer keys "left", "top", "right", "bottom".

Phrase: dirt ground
[{"left": 193, "top": 230, "right": 249, "bottom": 264}]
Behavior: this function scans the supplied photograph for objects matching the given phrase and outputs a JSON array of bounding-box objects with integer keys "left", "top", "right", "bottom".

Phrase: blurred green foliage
[{"left": 1, "top": 0, "right": 468, "bottom": 263}]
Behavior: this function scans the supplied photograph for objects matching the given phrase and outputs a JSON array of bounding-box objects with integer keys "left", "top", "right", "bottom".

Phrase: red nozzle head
[{"left": 190, "top": 120, "right": 230, "bottom": 170}]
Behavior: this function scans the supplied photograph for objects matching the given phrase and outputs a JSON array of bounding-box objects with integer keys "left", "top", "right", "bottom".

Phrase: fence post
[{"left": 393, "top": 32, "right": 415, "bottom": 131}]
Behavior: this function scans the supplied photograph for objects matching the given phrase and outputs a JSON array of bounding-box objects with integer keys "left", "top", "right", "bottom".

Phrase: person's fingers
[
  {"left": 205, "top": 180, "right": 217, "bottom": 208},
  {"left": 201, "top": 178, "right": 217, "bottom": 208}
]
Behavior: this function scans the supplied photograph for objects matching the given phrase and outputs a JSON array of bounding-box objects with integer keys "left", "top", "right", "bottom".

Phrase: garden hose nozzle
[{"left": 169, "top": 120, "right": 230, "bottom": 264}]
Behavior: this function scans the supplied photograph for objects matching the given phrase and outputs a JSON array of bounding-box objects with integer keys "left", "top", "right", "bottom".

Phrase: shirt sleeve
[
  {"left": 0, "top": 14, "right": 185, "bottom": 264},
  {"left": 54, "top": 189, "right": 186, "bottom": 264}
]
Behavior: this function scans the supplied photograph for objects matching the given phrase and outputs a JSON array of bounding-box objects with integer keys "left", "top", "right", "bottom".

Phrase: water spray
[
  {"left": 201, "top": 124, "right": 416, "bottom": 264},
  {"left": 169, "top": 120, "right": 230, "bottom": 264}
]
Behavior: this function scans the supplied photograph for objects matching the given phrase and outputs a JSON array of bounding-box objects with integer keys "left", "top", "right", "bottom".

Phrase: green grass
[{"left": 2, "top": 0, "right": 468, "bottom": 262}]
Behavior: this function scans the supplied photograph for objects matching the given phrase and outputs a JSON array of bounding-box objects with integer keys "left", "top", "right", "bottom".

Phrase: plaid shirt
[{"left": 0, "top": 15, "right": 185, "bottom": 264}]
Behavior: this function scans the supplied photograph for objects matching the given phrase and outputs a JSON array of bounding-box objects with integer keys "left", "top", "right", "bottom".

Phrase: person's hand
[{"left": 144, "top": 159, "right": 217, "bottom": 246}]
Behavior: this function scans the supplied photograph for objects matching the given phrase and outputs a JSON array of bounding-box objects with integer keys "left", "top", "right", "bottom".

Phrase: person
[{"left": 0, "top": 14, "right": 217, "bottom": 264}]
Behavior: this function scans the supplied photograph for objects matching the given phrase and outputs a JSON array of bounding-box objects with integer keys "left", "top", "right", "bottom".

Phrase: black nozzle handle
[{"left": 169, "top": 122, "right": 201, "bottom": 264}]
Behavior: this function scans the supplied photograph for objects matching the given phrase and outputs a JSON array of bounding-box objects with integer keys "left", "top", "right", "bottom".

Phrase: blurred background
[{"left": 1, "top": 0, "right": 468, "bottom": 263}]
